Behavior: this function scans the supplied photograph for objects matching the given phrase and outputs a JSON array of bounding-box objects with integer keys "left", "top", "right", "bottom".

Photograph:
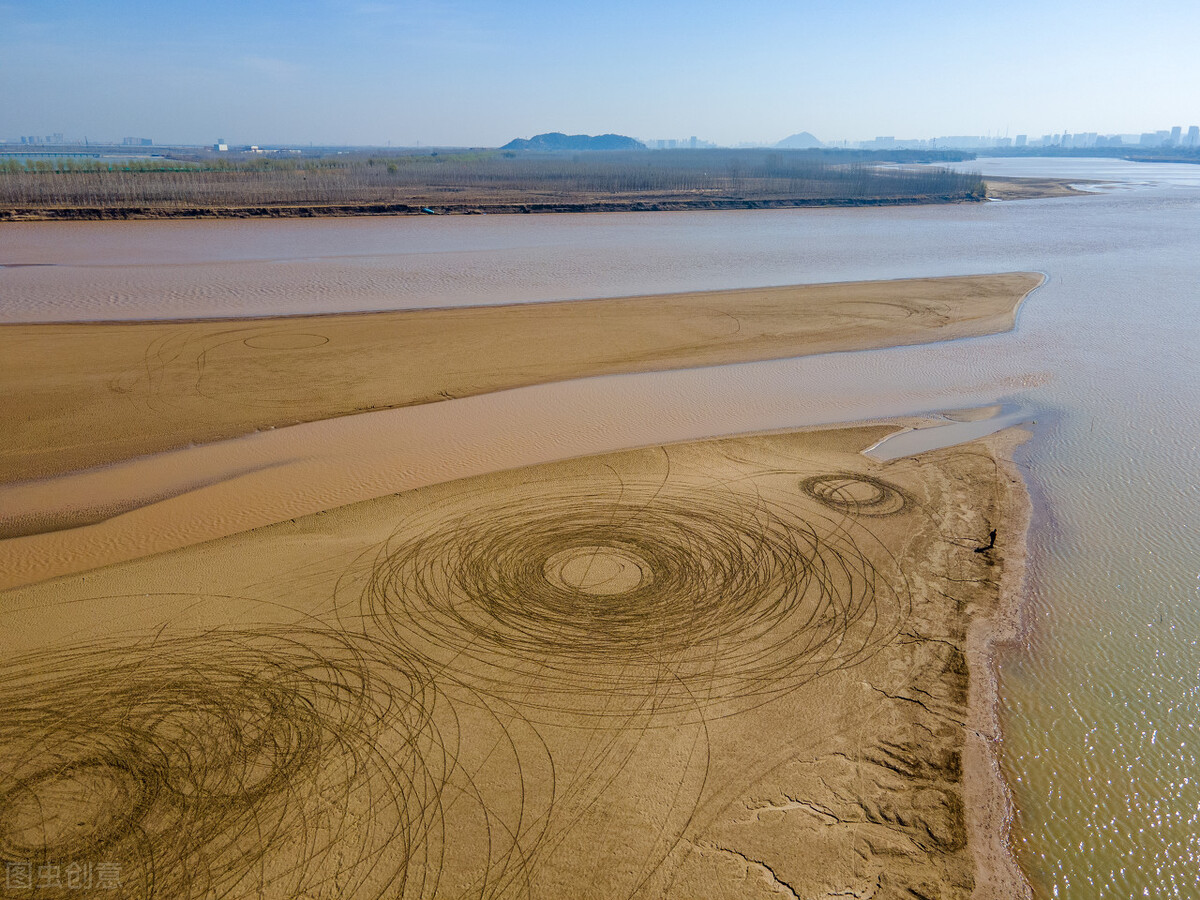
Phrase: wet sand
[
  {"left": 0, "top": 423, "right": 1031, "bottom": 899},
  {"left": 0, "top": 272, "right": 1042, "bottom": 481},
  {"left": 983, "top": 177, "right": 1095, "bottom": 200}
]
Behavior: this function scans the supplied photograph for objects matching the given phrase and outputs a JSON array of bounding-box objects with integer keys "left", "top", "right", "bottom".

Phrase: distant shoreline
[
  {"left": 0, "top": 194, "right": 987, "bottom": 221},
  {"left": 0, "top": 177, "right": 1090, "bottom": 221}
]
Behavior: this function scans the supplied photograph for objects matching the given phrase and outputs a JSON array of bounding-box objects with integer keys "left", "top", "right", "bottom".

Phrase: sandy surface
[
  {"left": 0, "top": 422, "right": 1029, "bottom": 899},
  {"left": 983, "top": 177, "right": 1095, "bottom": 200},
  {"left": 0, "top": 273, "right": 1042, "bottom": 482}
]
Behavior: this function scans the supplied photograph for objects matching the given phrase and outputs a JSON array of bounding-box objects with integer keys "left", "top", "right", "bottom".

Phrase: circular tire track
[
  {"left": 359, "top": 480, "right": 910, "bottom": 721},
  {"left": 800, "top": 473, "right": 910, "bottom": 517},
  {"left": 0, "top": 630, "right": 450, "bottom": 900}
]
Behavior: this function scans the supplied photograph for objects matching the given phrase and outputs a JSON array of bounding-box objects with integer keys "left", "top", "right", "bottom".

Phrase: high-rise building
[
  {"left": 1014, "top": 134, "right": 1027, "bottom": 147},
  {"left": 1169, "top": 126, "right": 1182, "bottom": 146},
  {"left": 1186, "top": 126, "right": 1199, "bottom": 148}
]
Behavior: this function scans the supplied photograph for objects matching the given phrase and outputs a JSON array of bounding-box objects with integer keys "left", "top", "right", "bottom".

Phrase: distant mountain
[
  {"left": 500, "top": 132, "right": 647, "bottom": 151},
  {"left": 775, "top": 131, "right": 824, "bottom": 149}
]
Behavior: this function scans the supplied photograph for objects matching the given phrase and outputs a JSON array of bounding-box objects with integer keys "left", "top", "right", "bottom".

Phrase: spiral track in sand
[{"left": 359, "top": 479, "right": 910, "bottom": 721}]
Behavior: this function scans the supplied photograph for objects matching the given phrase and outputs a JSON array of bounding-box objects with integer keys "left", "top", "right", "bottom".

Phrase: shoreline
[
  {"left": 0, "top": 193, "right": 986, "bottom": 222},
  {"left": 964, "top": 427, "right": 1035, "bottom": 899}
]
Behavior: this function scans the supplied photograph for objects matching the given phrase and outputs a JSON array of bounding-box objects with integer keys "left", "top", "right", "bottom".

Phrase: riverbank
[
  {"left": 0, "top": 176, "right": 1092, "bottom": 221},
  {"left": 0, "top": 420, "right": 1032, "bottom": 899},
  {"left": 0, "top": 193, "right": 991, "bottom": 221}
]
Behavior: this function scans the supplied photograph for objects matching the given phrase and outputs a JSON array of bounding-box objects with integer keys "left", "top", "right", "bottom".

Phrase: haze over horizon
[{"left": 3, "top": 0, "right": 1199, "bottom": 148}]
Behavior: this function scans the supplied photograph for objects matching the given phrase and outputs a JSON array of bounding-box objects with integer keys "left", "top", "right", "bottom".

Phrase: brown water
[{"left": 3, "top": 160, "right": 1200, "bottom": 897}]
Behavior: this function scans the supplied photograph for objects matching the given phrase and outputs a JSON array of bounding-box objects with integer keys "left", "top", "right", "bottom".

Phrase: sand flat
[
  {"left": 983, "top": 176, "right": 1096, "bottom": 199},
  {"left": 0, "top": 423, "right": 1029, "bottom": 899},
  {"left": 0, "top": 272, "right": 1042, "bottom": 481}
]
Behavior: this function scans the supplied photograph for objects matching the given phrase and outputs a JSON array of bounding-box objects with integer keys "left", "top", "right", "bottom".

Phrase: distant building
[
  {"left": 935, "top": 136, "right": 990, "bottom": 149},
  {"left": 1169, "top": 126, "right": 1182, "bottom": 146},
  {"left": 862, "top": 136, "right": 927, "bottom": 149},
  {"left": 214, "top": 139, "right": 229, "bottom": 152},
  {"left": 650, "top": 136, "right": 715, "bottom": 150},
  {"left": 1015, "top": 134, "right": 1027, "bottom": 147},
  {"left": 1187, "top": 126, "right": 1199, "bottom": 148},
  {"left": 122, "top": 137, "right": 153, "bottom": 146}
]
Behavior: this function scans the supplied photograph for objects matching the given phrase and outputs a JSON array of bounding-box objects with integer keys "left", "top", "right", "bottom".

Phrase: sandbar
[
  {"left": 983, "top": 177, "right": 1095, "bottom": 200},
  {"left": 0, "top": 272, "right": 1042, "bottom": 482}
]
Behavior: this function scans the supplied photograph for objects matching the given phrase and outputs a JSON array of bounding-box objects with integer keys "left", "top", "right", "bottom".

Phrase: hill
[
  {"left": 776, "top": 131, "right": 824, "bottom": 149},
  {"left": 501, "top": 132, "right": 647, "bottom": 151}
]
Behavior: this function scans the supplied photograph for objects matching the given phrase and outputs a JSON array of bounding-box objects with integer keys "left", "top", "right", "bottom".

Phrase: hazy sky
[{"left": 3, "top": 0, "right": 1199, "bottom": 146}]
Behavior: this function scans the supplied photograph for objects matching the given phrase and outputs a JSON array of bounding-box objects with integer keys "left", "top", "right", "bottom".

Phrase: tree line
[{"left": 0, "top": 150, "right": 985, "bottom": 209}]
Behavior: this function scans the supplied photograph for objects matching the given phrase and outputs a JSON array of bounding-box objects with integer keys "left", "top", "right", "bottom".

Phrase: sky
[{"left": 3, "top": 0, "right": 1199, "bottom": 147}]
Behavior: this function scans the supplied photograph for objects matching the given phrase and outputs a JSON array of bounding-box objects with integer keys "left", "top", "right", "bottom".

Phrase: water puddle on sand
[{"left": 864, "top": 403, "right": 1036, "bottom": 460}]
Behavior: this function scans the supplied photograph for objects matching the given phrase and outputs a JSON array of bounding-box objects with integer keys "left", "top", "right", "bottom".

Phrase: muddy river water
[{"left": 2, "top": 158, "right": 1199, "bottom": 897}]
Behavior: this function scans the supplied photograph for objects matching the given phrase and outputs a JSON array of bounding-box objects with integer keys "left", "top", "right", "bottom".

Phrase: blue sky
[{"left": 3, "top": 0, "right": 1198, "bottom": 146}]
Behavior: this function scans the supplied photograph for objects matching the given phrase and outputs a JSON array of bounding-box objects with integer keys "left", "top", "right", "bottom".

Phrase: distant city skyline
[
  {"left": 3, "top": 0, "right": 1199, "bottom": 148},
  {"left": 6, "top": 123, "right": 1198, "bottom": 153}
]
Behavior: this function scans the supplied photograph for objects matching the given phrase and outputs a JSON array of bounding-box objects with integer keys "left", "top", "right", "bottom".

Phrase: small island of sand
[{"left": 0, "top": 272, "right": 1041, "bottom": 482}]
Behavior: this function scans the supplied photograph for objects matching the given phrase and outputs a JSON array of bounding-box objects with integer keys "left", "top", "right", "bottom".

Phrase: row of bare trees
[{"left": 0, "top": 150, "right": 984, "bottom": 209}]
